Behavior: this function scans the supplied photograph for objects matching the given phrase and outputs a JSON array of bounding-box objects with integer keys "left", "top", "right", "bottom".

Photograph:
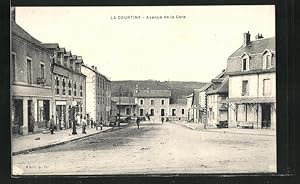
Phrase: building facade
[
  {"left": 111, "top": 97, "right": 137, "bottom": 117},
  {"left": 225, "top": 32, "right": 276, "bottom": 129},
  {"left": 186, "top": 93, "right": 194, "bottom": 121},
  {"left": 206, "top": 77, "right": 229, "bottom": 127},
  {"left": 194, "top": 83, "right": 213, "bottom": 124},
  {"left": 134, "top": 89, "right": 171, "bottom": 121},
  {"left": 168, "top": 102, "right": 188, "bottom": 121},
  {"left": 11, "top": 21, "right": 53, "bottom": 135},
  {"left": 81, "top": 65, "right": 111, "bottom": 125},
  {"left": 43, "top": 44, "right": 86, "bottom": 129}
]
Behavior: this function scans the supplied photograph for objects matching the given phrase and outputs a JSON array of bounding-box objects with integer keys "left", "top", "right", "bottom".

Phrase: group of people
[
  {"left": 135, "top": 116, "right": 166, "bottom": 129},
  {"left": 48, "top": 114, "right": 104, "bottom": 134}
]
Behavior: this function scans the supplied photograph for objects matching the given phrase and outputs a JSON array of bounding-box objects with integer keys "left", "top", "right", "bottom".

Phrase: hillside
[{"left": 111, "top": 80, "right": 207, "bottom": 103}]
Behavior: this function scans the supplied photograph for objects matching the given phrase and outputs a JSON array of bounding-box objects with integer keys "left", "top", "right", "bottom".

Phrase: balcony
[{"left": 36, "top": 77, "right": 46, "bottom": 86}]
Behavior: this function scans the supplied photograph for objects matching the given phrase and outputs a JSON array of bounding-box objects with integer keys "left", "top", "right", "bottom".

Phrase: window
[
  {"left": 161, "top": 99, "right": 165, "bottom": 105},
  {"left": 161, "top": 109, "right": 165, "bottom": 116},
  {"left": 241, "top": 55, "right": 249, "bottom": 71},
  {"left": 80, "top": 84, "right": 83, "bottom": 97},
  {"left": 150, "top": 99, "right": 154, "bottom": 105},
  {"left": 11, "top": 53, "right": 16, "bottom": 81},
  {"left": 263, "top": 79, "right": 271, "bottom": 96},
  {"left": 55, "top": 77, "right": 59, "bottom": 95},
  {"left": 266, "top": 55, "right": 272, "bottom": 69},
  {"left": 62, "top": 78, "right": 66, "bottom": 95},
  {"left": 182, "top": 109, "right": 185, "bottom": 115},
  {"left": 68, "top": 81, "right": 72, "bottom": 95},
  {"left": 150, "top": 109, "right": 154, "bottom": 116},
  {"left": 70, "top": 60, "right": 73, "bottom": 70},
  {"left": 74, "top": 82, "right": 77, "bottom": 96},
  {"left": 139, "top": 109, "right": 144, "bottom": 116},
  {"left": 242, "top": 59, "right": 247, "bottom": 71},
  {"left": 263, "top": 51, "right": 273, "bottom": 69},
  {"left": 26, "top": 58, "right": 32, "bottom": 84},
  {"left": 126, "top": 107, "right": 131, "bottom": 115},
  {"left": 63, "top": 56, "right": 68, "bottom": 67},
  {"left": 242, "top": 80, "right": 249, "bottom": 96},
  {"left": 140, "top": 99, "right": 144, "bottom": 105},
  {"left": 40, "top": 63, "right": 45, "bottom": 78},
  {"left": 172, "top": 109, "right": 176, "bottom": 116}
]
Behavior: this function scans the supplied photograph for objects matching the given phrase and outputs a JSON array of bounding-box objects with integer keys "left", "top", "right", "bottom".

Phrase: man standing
[
  {"left": 161, "top": 116, "right": 164, "bottom": 124},
  {"left": 49, "top": 115, "right": 55, "bottom": 134},
  {"left": 136, "top": 116, "right": 140, "bottom": 129},
  {"left": 82, "top": 116, "right": 87, "bottom": 134}
]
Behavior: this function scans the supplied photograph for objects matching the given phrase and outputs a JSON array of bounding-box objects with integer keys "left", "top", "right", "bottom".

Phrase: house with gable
[{"left": 225, "top": 32, "right": 276, "bottom": 129}]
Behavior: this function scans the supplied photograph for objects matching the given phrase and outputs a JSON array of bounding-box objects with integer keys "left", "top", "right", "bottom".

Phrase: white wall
[{"left": 81, "top": 66, "right": 96, "bottom": 120}]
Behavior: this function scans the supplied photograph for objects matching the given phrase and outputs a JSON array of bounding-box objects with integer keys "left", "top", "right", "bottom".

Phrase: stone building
[
  {"left": 111, "top": 97, "right": 137, "bottom": 117},
  {"left": 11, "top": 21, "right": 53, "bottom": 135},
  {"left": 81, "top": 64, "right": 111, "bottom": 125},
  {"left": 225, "top": 32, "right": 276, "bottom": 129},
  {"left": 42, "top": 43, "right": 86, "bottom": 129},
  {"left": 133, "top": 89, "right": 171, "bottom": 121},
  {"left": 168, "top": 98, "right": 188, "bottom": 121}
]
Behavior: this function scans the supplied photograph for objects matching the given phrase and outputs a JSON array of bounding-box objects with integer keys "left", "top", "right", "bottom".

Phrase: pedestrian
[
  {"left": 136, "top": 116, "right": 140, "bottom": 129},
  {"left": 49, "top": 115, "right": 55, "bottom": 134},
  {"left": 90, "top": 118, "right": 94, "bottom": 128},
  {"left": 82, "top": 116, "right": 87, "bottom": 134},
  {"left": 161, "top": 116, "right": 164, "bottom": 124},
  {"left": 100, "top": 118, "right": 103, "bottom": 130}
]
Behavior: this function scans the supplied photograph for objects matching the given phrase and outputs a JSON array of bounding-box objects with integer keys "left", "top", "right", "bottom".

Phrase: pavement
[
  {"left": 12, "top": 123, "right": 129, "bottom": 155},
  {"left": 12, "top": 121, "right": 276, "bottom": 175},
  {"left": 170, "top": 121, "right": 276, "bottom": 136}
]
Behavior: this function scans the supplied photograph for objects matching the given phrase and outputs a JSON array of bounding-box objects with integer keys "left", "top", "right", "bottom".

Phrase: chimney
[
  {"left": 11, "top": 7, "right": 15, "bottom": 22},
  {"left": 255, "top": 33, "right": 264, "bottom": 39},
  {"left": 243, "top": 31, "right": 251, "bottom": 47},
  {"left": 95, "top": 67, "right": 97, "bottom": 71}
]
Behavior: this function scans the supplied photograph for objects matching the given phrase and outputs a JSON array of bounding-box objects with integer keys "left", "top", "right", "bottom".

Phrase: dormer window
[
  {"left": 241, "top": 53, "right": 250, "bottom": 71},
  {"left": 263, "top": 50, "right": 273, "bottom": 69}
]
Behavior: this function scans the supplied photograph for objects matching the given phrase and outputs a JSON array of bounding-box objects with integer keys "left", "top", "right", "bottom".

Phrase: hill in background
[{"left": 111, "top": 80, "right": 207, "bottom": 103}]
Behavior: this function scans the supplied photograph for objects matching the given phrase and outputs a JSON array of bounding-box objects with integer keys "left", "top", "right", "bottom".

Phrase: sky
[{"left": 15, "top": 6, "right": 275, "bottom": 82}]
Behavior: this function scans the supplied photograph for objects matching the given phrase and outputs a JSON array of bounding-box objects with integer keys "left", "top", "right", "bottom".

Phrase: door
[
  {"left": 261, "top": 104, "right": 271, "bottom": 128},
  {"left": 43, "top": 100, "right": 50, "bottom": 127},
  {"left": 12, "top": 99, "right": 23, "bottom": 135},
  {"left": 139, "top": 109, "right": 144, "bottom": 116},
  {"left": 161, "top": 109, "right": 165, "bottom": 116},
  {"left": 28, "top": 100, "right": 34, "bottom": 133}
]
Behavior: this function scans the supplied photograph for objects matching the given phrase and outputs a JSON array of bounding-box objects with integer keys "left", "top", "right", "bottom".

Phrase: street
[{"left": 12, "top": 121, "right": 276, "bottom": 175}]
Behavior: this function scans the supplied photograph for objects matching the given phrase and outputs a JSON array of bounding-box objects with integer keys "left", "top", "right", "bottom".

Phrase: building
[
  {"left": 186, "top": 93, "right": 194, "bottom": 121},
  {"left": 168, "top": 98, "right": 188, "bottom": 121},
  {"left": 42, "top": 43, "right": 86, "bottom": 129},
  {"left": 133, "top": 89, "right": 171, "bottom": 121},
  {"left": 81, "top": 64, "right": 111, "bottom": 125},
  {"left": 11, "top": 21, "right": 53, "bottom": 135},
  {"left": 111, "top": 97, "right": 137, "bottom": 117},
  {"left": 225, "top": 32, "right": 276, "bottom": 129},
  {"left": 194, "top": 82, "right": 213, "bottom": 124},
  {"left": 110, "top": 100, "right": 118, "bottom": 117},
  {"left": 206, "top": 75, "right": 229, "bottom": 127}
]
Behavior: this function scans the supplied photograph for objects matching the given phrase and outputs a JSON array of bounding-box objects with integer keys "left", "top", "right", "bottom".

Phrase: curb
[{"left": 12, "top": 124, "right": 129, "bottom": 156}]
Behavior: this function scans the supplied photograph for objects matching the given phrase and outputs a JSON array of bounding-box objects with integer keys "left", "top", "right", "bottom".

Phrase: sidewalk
[
  {"left": 170, "top": 121, "right": 276, "bottom": 136},
  {"left": 12, "top": 123, "right": 129, "bottom": 156}
]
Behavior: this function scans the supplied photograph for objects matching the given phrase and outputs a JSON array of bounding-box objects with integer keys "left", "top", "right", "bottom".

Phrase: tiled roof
[
  {"left": 207, "top": 77, "right": 229, "bottom": 95},
  {"left": 42, "top": 43, "right": 59, "bottom": 49},
  {"left": 11, "top": 21, "right": 47, "bottom": 49},
  {"left": 229, "top": 37, "right": 275, "bottom": 57},
  {"left": 111, "top": 97, "right": 136, "bottom": 105},
  {"left": 133, "top": 89, "right": 171, "bottom": 98},
  {"left": 198, "top": 83, "right": 212, "bottom": 92}
]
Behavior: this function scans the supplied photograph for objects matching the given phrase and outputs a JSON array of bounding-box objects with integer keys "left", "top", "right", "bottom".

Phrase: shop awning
[{"left": 223, "top": 97, "right": 276, "bottom": 104}]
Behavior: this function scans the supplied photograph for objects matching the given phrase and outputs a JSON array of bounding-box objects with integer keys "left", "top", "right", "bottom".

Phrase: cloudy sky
[{"left": 15, "top": 6, "right": 275, "bottom": 82}]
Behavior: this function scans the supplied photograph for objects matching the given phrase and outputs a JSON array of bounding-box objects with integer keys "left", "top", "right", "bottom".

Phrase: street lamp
[{"left": 71, "top": 100, "right": 77, "bottom": 135}]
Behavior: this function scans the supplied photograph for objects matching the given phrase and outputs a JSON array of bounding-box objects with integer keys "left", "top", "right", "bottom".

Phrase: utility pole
[{"left": 118, "top": 84, "right": 121, "bottom": 127}]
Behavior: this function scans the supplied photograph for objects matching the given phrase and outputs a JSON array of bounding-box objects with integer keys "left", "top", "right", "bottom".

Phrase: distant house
[
  {"left": 186, "top": 93, "right": 194, "bottom": 121},
  {"left": 194, "top": 82, "right": 213, "bottom": 124},
  {"left": 111, "top": 96, "right": 137, "bottom": 117},
  {"left": 169, "top": 98, "right": 188, "bottom": 121},
  {"left": 133, "top": 89, "right": 171, "bottom": 121},
  {"left": 225, "top": 32, "right": 276, "bottom": 129},
  {"left": 206, "top": 71, "right": 228, "bottom": 127}
]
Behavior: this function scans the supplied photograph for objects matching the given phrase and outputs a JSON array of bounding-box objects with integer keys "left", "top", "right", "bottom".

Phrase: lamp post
[{"left": 71, "top": 100, "right": 77, "bottom": 135}]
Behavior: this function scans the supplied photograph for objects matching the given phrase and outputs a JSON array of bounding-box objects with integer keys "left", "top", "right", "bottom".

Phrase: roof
[
  {"left": 207, "top": 77, "right": 229, "bottom": 95},
  {"left": 177, "top": 98, "right": 187, "bottom": 105},
  {"left": 82, "top": 64, "right": 111, "bottom": 82},
  {"left": 133, "top": 89, "right": 171, "bottom": 98},
  {"left": 42, "top": 43, "right": 60, "bottom": 49},
  {"left": 198, "top": 83, "right": 212, "bottom": 92},
  {"left": 187, "top": 93, "right": 193, "bottom": 98},
  {"left": 224, "top": 97, "right": 276, "bottom": 104},
  {"left": 229, "top": 37, "right": 275, "bottom": 58},
  {"left": 111, "top": 97, "right": 136, "bottom": 105},
  {"left": 11, "top": 21, "right": 48, "bottom": 50},
  {"left": 227, "top": 68, "right": 276, "bottom": 76}
]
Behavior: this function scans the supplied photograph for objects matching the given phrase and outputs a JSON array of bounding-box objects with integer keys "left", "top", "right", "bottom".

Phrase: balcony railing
[{"left": 36, "top": 77, "right": 46, "bottom": 86}]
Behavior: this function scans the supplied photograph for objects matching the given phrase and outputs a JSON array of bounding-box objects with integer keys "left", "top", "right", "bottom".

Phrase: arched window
[
  {"left": 241, "top": 53, "right": 250, "bottom": 71},
  {"left": 263, "top": 50, "right": 273, "bottom": 69}
]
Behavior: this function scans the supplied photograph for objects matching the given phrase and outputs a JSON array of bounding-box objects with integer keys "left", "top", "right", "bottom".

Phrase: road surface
[{"left": 12, "top": 121, "right": 276, "bottom": 175}]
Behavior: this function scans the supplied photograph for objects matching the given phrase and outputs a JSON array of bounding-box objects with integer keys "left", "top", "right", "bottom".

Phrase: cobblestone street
[{"left": 12, "top": 121, "right": 276, "bottom": 175}]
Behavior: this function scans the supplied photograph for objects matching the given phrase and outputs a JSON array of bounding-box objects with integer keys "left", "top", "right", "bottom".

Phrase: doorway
[
  {"left": 12, "top": 99, "right": 23, "bottom": 135},
  {"left": 261, "top": 103, "right": 271, "bottom": 128},
  {"left": 161, "top": 109, "right": 165, "bottom": 116},
  {"left": 28, "top": 100, "right": 34, "bottom": 133}
]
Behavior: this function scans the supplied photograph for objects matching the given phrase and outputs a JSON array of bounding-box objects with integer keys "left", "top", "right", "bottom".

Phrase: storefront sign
[{"left": 56, "top": 101, "right": 67, "bottom": 105}]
